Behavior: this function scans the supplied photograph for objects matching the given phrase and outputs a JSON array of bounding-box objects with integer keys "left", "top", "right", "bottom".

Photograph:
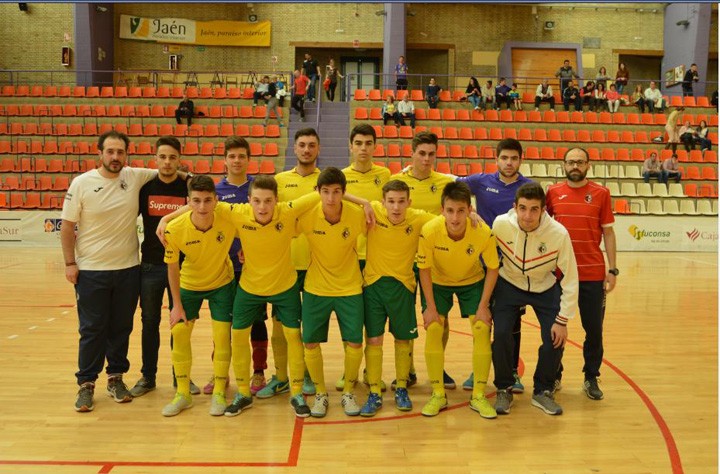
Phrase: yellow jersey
[
  {"left": 214, "top": 193, "right": 320, "bottom": 296},
  {"left": 391, "top": 170, "right": 454, "bottom": 215},
  {"left": 364, "top": 201, "right": 434, "bottom": 292},
  {"left": 417, "top": 215, "right": 499, "bottom": 286},
  {"left": 342, "top": 164, "right": 391, "bottom": 260},
  {"left": 275, "top": 167, "right": 321, "bottom": 270},
  {"left": 297, "top": 202, "right": 367, "bottom": 296},
  {"left": 163, "top": 210, "right": 236, "bottom": 291}
]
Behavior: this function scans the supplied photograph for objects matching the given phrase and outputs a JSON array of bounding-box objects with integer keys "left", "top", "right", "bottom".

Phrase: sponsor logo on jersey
[
  {"left": 242, "top": 224, "right": 257, "bottom": 231},
  {"left": 186, "top": 240, "right": 200, "bottom": 245},
  {"left": 148, "top": 195, "right": 186, "bottom": 217},
  {"left": 313, "top": 230, "right": 326, "bottom": 235}
]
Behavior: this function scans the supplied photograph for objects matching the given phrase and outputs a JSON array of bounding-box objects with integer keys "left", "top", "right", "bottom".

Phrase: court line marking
[{"left": 674, "top": 256, "right": 718, "bottom": 266}]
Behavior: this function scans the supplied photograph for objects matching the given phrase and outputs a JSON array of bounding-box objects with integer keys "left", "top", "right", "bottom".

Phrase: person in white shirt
[
  {"left": 397, "top": 95, "right": 416, "bottom": 128},
  {"left": 644, "top": 81, "right": 665, "bottom": 113},
  {"left": 61, "top": 131, "right": 158, "bottom": 413},
  {"left": 534, "top": 79, "right": 555, "bottom": 111}
]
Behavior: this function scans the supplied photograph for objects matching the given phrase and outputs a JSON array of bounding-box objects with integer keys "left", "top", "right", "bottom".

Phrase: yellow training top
[
  {"left": 391, "top": 170, "right": 454, "bottom": 215},
  {"left": 417, "top": 215, "right": 499, "bottom": 286},
  {"left": 343, "top": 164, "right": 391, "bottom": 260}
]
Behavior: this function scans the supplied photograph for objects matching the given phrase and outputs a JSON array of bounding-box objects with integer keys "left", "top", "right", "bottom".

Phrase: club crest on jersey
[
  {"left": 466, "top": 244, "right": 475, "bottom": 255},
  {"left": 275, "top": 222, "right": 283, "bottom": 232},
  {"left": 405, "top": 225, "right": 413, "bottom": 235},
  {"left": 585, "top": 193, "right": 593, "bottom": 203},
  {"left": 538, "top": 242, "right": 547, "bottom": 254},
  {"left": 374, "top": 176, "right": 381, "bottom": 186},
  {"left": 216, "top": 231, "right": 225, "bottom": 243},
  {"left": 430, "top": 184, "right": 438, "bottom": 193},
  {"left": 120, "top": 180, "right": 128, "bottom": 190},
  {"left": 342, "top": 227, "right": 350, "bottom": 239}
]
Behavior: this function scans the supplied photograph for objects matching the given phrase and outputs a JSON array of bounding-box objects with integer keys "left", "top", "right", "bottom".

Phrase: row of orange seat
[
  {"left": 1, "top": 175, "right": 70, "bottom": 191},
  {"left": 0, "top": 85, "right": 258, "bottom": 100},
  {"left": 0, "top": 122, "right": 282, "bottom": 139},
  {"left": 0, "top": 191, "right": 65, "bottom": 210},
  {"left": 0, "top": 104, "right": 281, "bottom": 120}
]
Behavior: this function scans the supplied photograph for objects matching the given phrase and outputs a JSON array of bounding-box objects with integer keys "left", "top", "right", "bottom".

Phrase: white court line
[
  {"left": 46, "top": 318, "right": 55, "bottom": 322},
  {"left": 28, "top": 326, "right": 37, "bottom": 330},
  {"left": 61, "top": 311, "right": 69, "bottom": 315},
  {"left": 8, "top": 335, "right": 18, "bottom": 340},
  {"left": 675, "top": 256, "right": 718, "bottom": 266}
]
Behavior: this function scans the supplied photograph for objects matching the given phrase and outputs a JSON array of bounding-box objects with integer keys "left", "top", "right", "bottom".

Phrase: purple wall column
[
  {"left": 382, "top": 3, "right": 406, "bottom": 91},
  {"left": 661, "top": 3, "right": 712, "bottom": 97},
  {"left": 74, "top": 3, "right": 114, "bottom": 87}
]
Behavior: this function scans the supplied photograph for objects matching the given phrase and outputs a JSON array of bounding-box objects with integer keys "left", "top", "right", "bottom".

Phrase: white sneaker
[
  {"left": 162, "top": 393, "right": 193, "bottom": 417},
  {"left": 341, "top": 393, "right": 361, "bottom": 416},
  {"left": 311, "top": 393, "right": 329, "bottom": 418},
  {"left": 209, "top": 393, "right": 226, "bottom": 416}
]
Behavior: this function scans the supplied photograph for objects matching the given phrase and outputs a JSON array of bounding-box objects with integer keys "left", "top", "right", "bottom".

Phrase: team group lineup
[{"left": 60, "top": 124, "right": 617, "bottom": 420}]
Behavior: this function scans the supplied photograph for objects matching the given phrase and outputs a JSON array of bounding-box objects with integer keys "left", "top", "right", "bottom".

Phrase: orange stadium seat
[
  {"left": 259, "top": 160, "right": 275, "bottom": 174},
  {"left": 354, "top": 89, "right": 368, "bottom": 101},
  {"left": 547, "top": 129, "right": 561, "bottom": 141},
  {"left": 213, "top": 88, "right": 227, "bottom": 99},
  {"left": 514, "top": 110, "right": 527, "bottom": 122},
  {"left": 525, "top": 146, "right": 540, "bottom": 160},
  {"left": 556, "top": 111, "right": 570, "bottom": 123},
  {"left": 469, "top": 162, "right": 483, "bottom": 175}
]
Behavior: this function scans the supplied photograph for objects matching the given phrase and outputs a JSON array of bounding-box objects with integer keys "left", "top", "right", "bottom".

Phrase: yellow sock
[
  {"left": 304, "top": 345, "right": 326, "bottom": 394},
  {"left": 171, "top": 321, "right": 195, "bottom": 397},
  {"left": 231, "top": 327, "right": 252, "bottom": 397},
  {"left": 425, "top": 319, "right": 445, "bottom": 397},
  {"left": 394, "top": 340, "right": 411, "bottom": 389},
  {"left": 470, "top": 319, "right": 492, "bottom": 398},
  {"left": 364, "top": 344, "right": 383, "bottom": 395},
  {"left": 271, "top": 318, "right": 289, "bottom": 382},
  {"left": 283, "top": 326, "right": 304, "bottom": 396},
  {"left": 344, "top": 345, "right": 364, "bottom": 393},
  {"left": 442, "top": 318, "right": 450, "bottom": 349},
  {"left": 212, "top": 320, "right": 232, "bottom": 396},
  {"left": 409, "top": 339, "right": 416, "bottom": 375}
]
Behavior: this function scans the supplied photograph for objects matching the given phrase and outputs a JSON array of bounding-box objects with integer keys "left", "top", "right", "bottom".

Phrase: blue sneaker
[
  {"left": 302, "top": 374, "right": 316, "bottom": 396},
  {"left": 462, "top": 373, "right": 474, "bottom": 391},
  {"left": 511, "top": 372, "right": 525, "bottom": 394},
  {"left": 360, "top": 393, "right": 383, "bottom": 417},
  {"left": 394, "top": 388, "right": 412, "bottom": 411},
  {"left": 443, "top": 371, "right": 456, "bottom": 390},
  {"left": 255, "top": 375, "right": 289, "bottom": 399}
]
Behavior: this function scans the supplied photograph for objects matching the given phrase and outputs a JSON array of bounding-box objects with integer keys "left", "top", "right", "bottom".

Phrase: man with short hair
[
  {"left": 495, "top": 78, "right": 512, "bottom": 110},
  {"left": 302, "top": 53, "right": 321, "bottom": 102},
  {"left": 481, "top": 80, "right": 495, "bottom": 111},
  {"left": 291, "top": 70, "right": 309, "bottom": 122},
  {"left": 417, "top": 181, "right": 499, "bottom": 418},
  {"left": 61, "top": 131, "right": 158, "bottom": 412},
  {"left": 682, "top": 63, "right": 700, "bottom": 97},
  {"left": 253, "top": 75, "right": 269, "bottom": 107},
  {"left": 555, "top": 59, "right": 579, "bottom": 93},
  {"left": 175, "top": 91, "right": 194, "bottom": 126},
  {"left": 534, "top": 79, "right": 555, "bottom": 111},
  {"left": 395, "top": 55, "right": 409, "bottom": 91},
  {"left": 644, "top": 81, "right": 665, "bottom": 113},
  {"left": 662, "top": 153, "right": 682, "bottom": 183},
  {"left": 397, "top": 95, "right": 416, "bottom": 128},
  {"left": 492, "top": 182, "right": 578, "bottom": 416},
  {"left": 546, "top": 148, "right": 617, "bottom": 401},
  {"left": 562, "top": 80, "right": 582, "bottom": 111},
  {"left": 642, "top": 151, "right": 666, "bottom": 183}
]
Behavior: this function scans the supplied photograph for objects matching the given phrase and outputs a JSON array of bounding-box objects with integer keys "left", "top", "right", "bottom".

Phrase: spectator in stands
[
  {"left": 562, "top": 80, "right": 581, "bottom": 112},
  {"left": 615, "top": 62, "right": 629, "bottom": 94},
  {"left": 509, "top": 83, "right": 522, "bottom": 111},
  {"left": 606, "top": 84, "right": 621, "bottom": 113},
  {"left": 275, "top": 77, "right": 287, "bottom": 107},
  {"left": 302, "top": 52, "right": 321, "bottom": 102},
  {"left": 175, "top": 91, "right": 194, "bottom": 126},
  {"left": 644, "top": 81, "right": 665, "bottom": 113},
  {"left": 555, "top": 59, "right": 579, "bottom": 93},
  {"left": 395, "top": 55, "right": 409, "bottom": 91},
  {"left": 465, "top": 77, "right": 482, "bottom": 110},
  {"left": 398, "top": 94, "right": 416, "bottom": 128},
  {"left": 631, "top": 84, "right": 646, "bottom": 113},
  {"left": 593, "top": 83, "right": 608, "bottom": 112},
  {"left": 495, "top": 77, "right": 512, "bottom": 110},
  {"left": 694, "top": 120, "right": 712, "bottom": 151},
  {"left": 481, "top": 80, "right": 495, "bottom": 110},
  {"left": 682, "top": 63, "right": 700, "bottom": 97},
  {"left": 665, "top": 107, "right": 684, "bottom": 152},
  {"left": 679, "top": 120, "right": 695, "bottom": 152},
  {"left": 382, "top": 95, "right": 401, "bottom": 126},
  {"left": 595, "top": 66, "right": 611, "bottom": 90},
  {"left": 325, "top": 58, "right": 343, "bottom": 102},
  {"left": 263, "top": 76, "right": 283, "bottom": 128},
  {"left": 426, "top": 77, "right": 442, "bottom": 109},
  {"left": 662, "top": 153, "right": 681, "bottom": 183},
  {"left": 712, "top": 90, "right": 718, "bottom": 107},
  {"left": 291, "top": 69, "right": 309, "bottom": 122},
  {"left": 642, "top": 151, "right": 666, "bottom": 183},
  {"left": 534, "top": 79, "right": 555, "bottom": 111},
  {"left": 253, "top": 76, "right": 270, "bottom": 107},
  {"left": 581, "top": 81, "right": 596, "bottom": 110}
]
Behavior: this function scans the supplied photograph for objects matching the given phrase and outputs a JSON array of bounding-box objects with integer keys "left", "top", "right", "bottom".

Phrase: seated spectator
[
  {"left": 175, "top": 91, "right": 194, "bottom": 126},
  {"left": 398, "top": 95, "right": 416, "bottom": 128},
  {"left": 509, "top": 83, "right": 522, "bottom": 111},
  {"left": 253, "top": 75, "right": 270, "bottom": 106},
  {"left": 263, "top": 77, "right": 282, "bottom": 128},
  {"left": 595, "top": 66, "right": 611, "bottom": 90},
  {"left": 662, "top": 153, "right": 681, "bottom": 183},
  {"left": 382, "top": 95, "right": 401, "bottom": 126},
  {"left": 581, "top": 81, "right": 596, "bottom": 109},
  {"left": 562, "top": 80, "right": 581, "bottom": 111},
  {"left": 606, "top": 84, "right": 621, "bottom": 113},
  {"left": 534, "top": 79, "right": 555, "bottom": 111},
  {"left": 679, "top": 120, "right": 695, "bottom": 152},
  {"left": 644, "top": 81, "right": 665, "bottom": 113},
  {"left": 594, "top": 83, "right": 608, "bottom": 112},
  {"left": 275, "top": 76, "right": 287, "bottom": 107},
  {"left": 643, "top": 151, "right": 666, "bottom": 183},
  {"left": 495, "top": 78, "right": 512, "bottom": 110},
  {"left": 426, "top": 77, "right": 442, "bottom": 109},
  {"left": 465, "top": 77, "right": 482, "bottom": 110},
  {"left": 631, "top": 84, "right": 646, "bottom": 113},
  {"left": 481, "top": 80, "right": 495, "bottom": 110},
  {"left": 694, "top": 120, "right": 712, "bottom": 151}
]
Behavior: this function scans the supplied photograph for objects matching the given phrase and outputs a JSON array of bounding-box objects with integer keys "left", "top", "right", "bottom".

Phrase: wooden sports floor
[{"left": 0, "top": 249, "right": 716, "bottom": 474}]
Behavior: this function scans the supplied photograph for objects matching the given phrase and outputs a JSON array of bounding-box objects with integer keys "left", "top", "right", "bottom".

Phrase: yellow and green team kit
[
  {"left": 391, "top": 170, "right": 455, "bottom": 215},
  {"left": 343, "top": 164, "right": 391, "bottom": 261}
]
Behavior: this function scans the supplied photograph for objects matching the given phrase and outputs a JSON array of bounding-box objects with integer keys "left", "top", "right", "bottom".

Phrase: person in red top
[
  {"left": 291, "top": 69, "right": 309, "bottom": 122},
  {"left": 545, "top": 147, "right": 617, "bottom": 401}
]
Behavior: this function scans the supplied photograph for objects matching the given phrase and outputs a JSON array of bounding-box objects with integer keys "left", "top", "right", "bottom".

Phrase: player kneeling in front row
[
  {"left": 417, "top": 182, "right": 499, "bottom": 418},
  {"left": 160, "top": 175, "right": 237, "bottom": 417},
  {"left": 491, "top": 182, "right": 578, "bottom": 416}
]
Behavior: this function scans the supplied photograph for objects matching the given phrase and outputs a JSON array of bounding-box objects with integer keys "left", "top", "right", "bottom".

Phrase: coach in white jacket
[{"left": 491, "top": 182, "right": 578, "bottom": 416}]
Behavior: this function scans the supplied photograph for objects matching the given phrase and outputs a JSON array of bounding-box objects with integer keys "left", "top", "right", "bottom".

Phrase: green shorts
[
  {"left": 302, "top": 292, "right": 364, "bottom": 344},
  {"left": 421, "top": 280, "right": 485, "bottom": 317},
  {"left": 296, "top": 270, "right": 307, "bottom": 292},
  {"left": 233, "top": 279, "right": 301, "bottom": 330},
  {"left": 364, "top": 277, "right": 418, "bottom": 340},
  {"left": 180, "top": 280, "right": 236, "bottom": 322}
]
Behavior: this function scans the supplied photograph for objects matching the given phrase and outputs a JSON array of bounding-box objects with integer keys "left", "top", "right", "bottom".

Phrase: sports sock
[
  {"left": 304, "top": 345, "right": 326, "bottom": 394},
  {"left": 231, "top": 327, "right": 252, "bottom": 397},
  {"left": 394, "top": 340, "right": 412, "bottom": 389},
  {"left": 343, "top": 345, "right": 363, "bottom": 393},
  {"left": 364, "top": 344, "right": 383, "bottom": 395},
  {"left": 211, "top": 320, "right": 232, "bottom": 396},
  {"left": 442, "top": 318, "right": 450, "bottom": 349},
  {"left": 409, "top": 339, "right": 416, "bottom": 375},
  {"left": 470, "top": 319, "right": 492, "bottom": 398},
  {"left": 271, "top": 318, "right": 289, "bottom": 382},
  {"left": 425, "top": 319, "right": 445, "bottom": 397},
  {"left": 171, "top": 320, "right": 195, "bottom": 397},
  {"left": 282, "top": 326, "right": 304, "bottom": 397}
]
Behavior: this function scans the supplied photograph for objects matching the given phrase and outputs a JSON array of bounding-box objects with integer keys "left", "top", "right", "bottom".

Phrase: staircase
[{"left": 283, "top": 100, "right": 350, "bottom": 170}]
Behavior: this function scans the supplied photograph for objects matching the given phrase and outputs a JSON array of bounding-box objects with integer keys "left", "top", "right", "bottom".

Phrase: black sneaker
[
  {"left": 107, "top": 374, "right": 133, "bottom": 403},
  {"left": 130, "top": 377, "right": 156, "bottom": 397},
  {"left": 390, "top": 372, "right": 418, "bottom": 391},
  {"left": 290, "top": 394, "right": 311, "bottom": 418},
  {"left": 583, "top": 378, "right": 604, "bottom": 400},
  {"left": 224, "top": 394, "right": 253, "bottom": 417},
  {"left": 75, "top": 382, "right": 95, "bottom": 412}
]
